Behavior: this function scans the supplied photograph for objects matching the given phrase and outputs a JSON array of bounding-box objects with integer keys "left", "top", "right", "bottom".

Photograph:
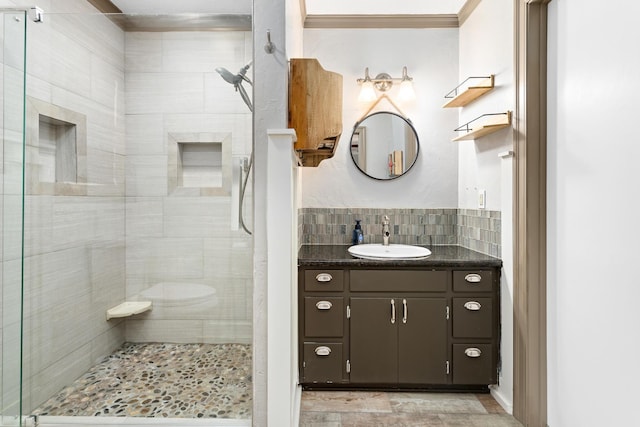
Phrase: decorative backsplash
[{"left": 298, "top": 208, "right": 501, "bottom": 258}]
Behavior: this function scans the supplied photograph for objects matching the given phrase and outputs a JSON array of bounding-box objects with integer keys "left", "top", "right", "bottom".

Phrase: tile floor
[
  {"left": 32, "top": 342, "right": 521, "bottom": 426},
  {"left": 33, "top": 343, "right": 252, "bottom": 419},
  {"left": 299, "top": 391, "right": 523, "bottom": 427}
]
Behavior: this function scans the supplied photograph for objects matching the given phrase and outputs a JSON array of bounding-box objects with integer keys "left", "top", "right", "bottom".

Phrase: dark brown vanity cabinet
[{"left": 298, "top": 264, "right": 500, "bottom": 389}]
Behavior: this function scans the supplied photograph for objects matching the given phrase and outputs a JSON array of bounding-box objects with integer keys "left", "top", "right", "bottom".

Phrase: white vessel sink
[{"left": 348, "top": 244, "right": 431, "bottom": 260}]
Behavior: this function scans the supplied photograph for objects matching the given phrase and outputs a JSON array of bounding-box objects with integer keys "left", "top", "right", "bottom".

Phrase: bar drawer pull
[
  {"left": 465, "top": 273, "right": 482, "bottom": 283},
  {"left": 315, "top": 346, "right": 331, "bottom": 356},
  {"left": 465, "top": 347, "right": 482, "bottom": 358},
  {"left": 315, "top": 273, "right": 333, "bottom": 283},
  {"left": 315, "top": 301, "right": 333, "bottom": 310},
  {"left": 464, "top": 301, "right": 482, "bottom": 311},
  {"left": 391, "top": 299, "right": 396, "bottom": 324}
]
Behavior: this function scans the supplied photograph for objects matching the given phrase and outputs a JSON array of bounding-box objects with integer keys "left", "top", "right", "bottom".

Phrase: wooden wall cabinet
[{"left": 288, "top": 58, "right": 343, "bottom": 167}]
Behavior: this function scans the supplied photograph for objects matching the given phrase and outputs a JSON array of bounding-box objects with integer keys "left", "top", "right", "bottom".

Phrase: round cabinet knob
[
  {"left": 464, "top": 347, "right": 482, "bottom": 358},
  {"left": 315, "top": 346, "right": 331, "bottom": 356}
]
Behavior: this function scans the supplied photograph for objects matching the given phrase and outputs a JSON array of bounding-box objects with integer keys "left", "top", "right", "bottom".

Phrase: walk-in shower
[{"left": 1, "top": 7, "right": 253, "bottom": 426}]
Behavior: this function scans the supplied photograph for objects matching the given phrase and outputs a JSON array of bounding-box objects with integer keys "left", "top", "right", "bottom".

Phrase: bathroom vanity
[{"left": 298, "top": 245, "right": 502, "bottom": 391}]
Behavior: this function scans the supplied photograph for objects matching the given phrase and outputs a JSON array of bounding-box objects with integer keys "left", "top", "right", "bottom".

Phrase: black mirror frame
[{"left": 349, "top": 111, "right": 420, "bottom": 180}]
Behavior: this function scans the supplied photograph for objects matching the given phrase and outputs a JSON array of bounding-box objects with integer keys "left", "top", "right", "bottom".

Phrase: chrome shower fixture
[{"left": 215, "top": 62, "right": 253, "bottom": 112}]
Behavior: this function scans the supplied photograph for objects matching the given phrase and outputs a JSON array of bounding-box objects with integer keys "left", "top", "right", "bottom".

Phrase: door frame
[{"left": 513, "top": 0, "right": 550, "bottom": 425}]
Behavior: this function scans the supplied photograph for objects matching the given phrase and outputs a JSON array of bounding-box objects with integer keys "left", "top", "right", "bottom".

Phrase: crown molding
[
  {"left": 86, "top": 0, "right": 121, "bottom": 14},
  {"left": 299, "top": 0, "right": 307, "bottom": 26},
  {"left": 304, "top": 14, "right": 459, "bottom": 29},
  {"left": 458, "top": 0, "right": 481, "bottom": 26}
]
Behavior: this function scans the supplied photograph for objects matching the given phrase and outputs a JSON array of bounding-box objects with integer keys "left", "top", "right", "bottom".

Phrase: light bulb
[
  {"left": 358, "top": 81, "right": 377, "bottom": 103},
  {"left": 398, "top": 79, "right": 416, "bottom": 102}
]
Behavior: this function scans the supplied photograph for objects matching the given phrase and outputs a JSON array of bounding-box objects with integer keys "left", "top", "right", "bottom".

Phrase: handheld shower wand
[
  {"left": 215, "top": 62, "right": 253, "bottom": 112},
  {"left": 216, "top": 62, "right": 254, "bottom": 235}
]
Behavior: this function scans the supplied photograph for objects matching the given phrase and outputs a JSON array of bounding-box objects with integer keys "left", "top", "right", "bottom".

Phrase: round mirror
[{"left": 350, "top": 111, "right": 419, "bottom": 180}]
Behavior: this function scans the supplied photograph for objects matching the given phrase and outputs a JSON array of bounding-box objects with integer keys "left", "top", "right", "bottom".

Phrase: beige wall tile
[
  {"left": 125, "top": 72, "right": 205, "bottom": 114},
  {"left": 125, "top": 319, "right": 204, "bottom": 343},
  {"left": 125, "top": 32, "right": 162, "bottom": 72}
]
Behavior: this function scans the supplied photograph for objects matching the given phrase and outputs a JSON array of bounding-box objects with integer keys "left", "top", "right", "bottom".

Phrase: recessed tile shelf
[
  {"left": 106, "top": 301, "right": 152, "bottom": 320},
  {"left": 443, "top": 75, "right": 495, "bottom": 108},
  {"left": 452, "top": 111, "right": 512, "bottom": 142}
]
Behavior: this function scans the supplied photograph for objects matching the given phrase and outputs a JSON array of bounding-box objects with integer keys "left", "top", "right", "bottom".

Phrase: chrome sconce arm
[{"left": 356, "top": 66, "right": 415, "bottom": 102}]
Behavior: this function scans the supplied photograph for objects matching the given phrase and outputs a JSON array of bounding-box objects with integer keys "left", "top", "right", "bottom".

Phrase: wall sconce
[{"left": 357, "top": 66, "right": 415, "bottom": 103}]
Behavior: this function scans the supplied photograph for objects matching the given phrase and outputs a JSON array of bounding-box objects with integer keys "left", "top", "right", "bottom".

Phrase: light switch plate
[{"left": 478, "top": 189, "right": 486, "bottom": 209}]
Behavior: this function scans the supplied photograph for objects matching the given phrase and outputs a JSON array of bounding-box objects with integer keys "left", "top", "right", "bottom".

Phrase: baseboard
[
  {"left": 292, "top": 384, "right": 303, "bottom": 426},
  {"left": 489, "top": 386, "right": 513, "bottom": 414}
]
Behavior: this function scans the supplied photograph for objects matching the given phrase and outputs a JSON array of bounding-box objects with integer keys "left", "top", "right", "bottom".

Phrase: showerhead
[
  {"left": 215, "top": 62, "right": 252, "bottom": 86},
  {"left": 216, "top": 62, "right": 253, "bottom": 112},
  {"left": 215, "top": 67, "right": 237, "bottom": 84}
]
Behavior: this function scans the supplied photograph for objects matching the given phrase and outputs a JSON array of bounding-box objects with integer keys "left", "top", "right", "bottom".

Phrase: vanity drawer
[
  {"left": 304, "top": 297, "right": 344, "bottom": 337},
  {"left": 350, "top": 270, "right": 447, "bottom": 292},
  {"left": 302, "top": 342, "right": 344, "bottom": 384},
  {"left": 452, "top": 298, "right": 493, "bottom": 338},
  {"left": 304, "top": 269, "right": 344, "bottom": 292},
  {"left": 453, "top": 270, "right": 493, "bottom": 292},
  {"left": 452, "top": 344, "right": 496, "bottom": 384}
]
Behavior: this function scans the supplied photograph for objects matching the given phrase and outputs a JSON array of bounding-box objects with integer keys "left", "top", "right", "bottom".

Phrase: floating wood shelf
[
  {"left": 443, "top": 75, "right": 494, "bottom": 108},
  {"left": 452, "top": 111, "right": 511, "bottom": 142},
  {"left": 106, "top": 301, "right": 152, "bottom": 320}
]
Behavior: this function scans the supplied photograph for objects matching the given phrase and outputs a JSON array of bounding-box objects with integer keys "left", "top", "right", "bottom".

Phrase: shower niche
[
  {"left": 26, "top": 97, "right": 87, "bottom": 195},
  {"left": 168, "top": 132, "right": 232, "bottom": 196}
]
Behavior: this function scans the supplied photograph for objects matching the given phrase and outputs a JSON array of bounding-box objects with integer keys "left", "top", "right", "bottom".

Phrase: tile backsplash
[{"left": 299, "top": 208, "right": 501, "bottom": 258}]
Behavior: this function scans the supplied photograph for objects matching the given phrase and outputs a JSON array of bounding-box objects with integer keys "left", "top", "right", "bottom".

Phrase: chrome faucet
[{"left": 382, "top": 215, "right": 390, "bottom": 246}]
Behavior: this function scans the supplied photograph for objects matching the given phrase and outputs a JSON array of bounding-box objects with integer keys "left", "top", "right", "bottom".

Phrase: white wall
[
  {"left": 457, "top": 0, "right": 514, "bottom": 211},
  {"left": 458, "top": 0, "right": 514, "bottom": 412},
  {"left": 253, "top": 0, "right": 290, "bottom": 424},
  {"left": 301, "top": 28, "right": 459, "bottom": 208},
  {"left": 547, "top": 1, "right": 640, "bottom": 426}
]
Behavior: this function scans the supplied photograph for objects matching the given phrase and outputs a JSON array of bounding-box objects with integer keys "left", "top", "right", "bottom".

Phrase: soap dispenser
[{"left": 352, "top": 220, "right": 364, "bottom": 245}]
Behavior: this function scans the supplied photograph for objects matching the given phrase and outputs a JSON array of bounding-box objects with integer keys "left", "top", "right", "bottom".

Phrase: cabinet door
[
  {"left": 452, "top": 343, "right": 495, "bottom": 384},
  {"left": 303, "top": 342, "right": 344, "bottom": 384},
  {"left": 398, "top": 298, "right": 448, "bottom": 384},
  {"left": 349, "top": 297, "right": 398, "bottom": 384}
]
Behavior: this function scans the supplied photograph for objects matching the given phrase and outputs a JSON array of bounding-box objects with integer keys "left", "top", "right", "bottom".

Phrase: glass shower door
[{"left": 1, "top": 9, "right": 27, "bottom": 427}]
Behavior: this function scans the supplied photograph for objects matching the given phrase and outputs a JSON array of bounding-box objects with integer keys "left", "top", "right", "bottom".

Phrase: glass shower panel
[
  {"left": 1, "top": 10, "right": 27, "bottom": 427},
  {"left": 17, "top": 10, "right": 253, "bottom": 423},
  {"left": 19, "top": 11, "right": 127, "bottom": 416}
]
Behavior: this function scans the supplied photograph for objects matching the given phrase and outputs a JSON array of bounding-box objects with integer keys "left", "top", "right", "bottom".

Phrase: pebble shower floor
[{"left": 33, "top": 343, "right": 252, "bottom": 419}]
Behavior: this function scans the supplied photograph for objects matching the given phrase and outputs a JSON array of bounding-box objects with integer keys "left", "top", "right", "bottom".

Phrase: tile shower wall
[
  {"left": 19, "top": 10, "right": 127, "bottom": 412},
  {"left": 124, "top": 31, "right": 253, "bottom": 344},
  {"left": 299, "top": 208, "right": 501, "bottom": 257}
]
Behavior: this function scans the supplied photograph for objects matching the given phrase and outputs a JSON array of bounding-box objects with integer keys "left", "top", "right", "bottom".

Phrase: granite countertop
[{"left": 298, "top": 244, "right": 502, "bottom": 268}]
